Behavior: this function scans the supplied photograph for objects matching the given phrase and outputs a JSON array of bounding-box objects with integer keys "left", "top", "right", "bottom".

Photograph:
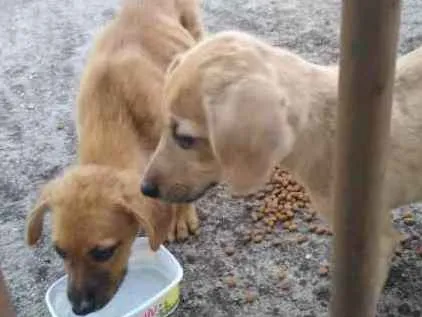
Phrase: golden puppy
[
  {"left": 26, "top": 0, "right": 202, "bottom": 315},
  {"left": 141, "top": 31, "right": 422, "bottom": 303}
]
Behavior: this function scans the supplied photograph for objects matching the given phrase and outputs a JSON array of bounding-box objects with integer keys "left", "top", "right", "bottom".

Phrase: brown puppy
[
  {"left": 141, "top": 31, "right": 422, "bottom": 303},
  {"left": 26, "top": 0, "right": 203, "bottom": 315}
]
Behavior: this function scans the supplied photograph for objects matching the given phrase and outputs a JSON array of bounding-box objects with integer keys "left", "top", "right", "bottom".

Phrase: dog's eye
[
  {"left": 171, "top": 121, "right": 197, "bottom": 150},
  {"left": 174, "top": 134, "right": 197, "bottom": 149},
  {"left": 54, "top": 245, "right": 67, "bottom": 259},
  {"left": 89, "top": 245, "right": 118, "bottom": 262}
]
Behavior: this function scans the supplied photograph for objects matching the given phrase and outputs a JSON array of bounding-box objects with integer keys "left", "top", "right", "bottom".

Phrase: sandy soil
[{"left": 1, "top": 0, "right": 422, "bottom": 316}]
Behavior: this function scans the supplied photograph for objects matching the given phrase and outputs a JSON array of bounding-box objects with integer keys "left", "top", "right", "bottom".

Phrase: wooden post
[{"left": 331, "top": 0, "right": 401, "bottom": 316}]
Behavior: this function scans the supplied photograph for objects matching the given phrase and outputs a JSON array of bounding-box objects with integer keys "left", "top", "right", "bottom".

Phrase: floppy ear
[
  {"left": 205, "top": 76, "right": 292, "bottom": 195},
  {"left": 116, "top": 196, "right": 172, "bottom": 252},
  {"left": 26, "top": 184, "right": 54, "bottom": 246}
]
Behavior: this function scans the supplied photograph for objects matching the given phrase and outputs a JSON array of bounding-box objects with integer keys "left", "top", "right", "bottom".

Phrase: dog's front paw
[{"left": 167, "top": 204, "right": 199, "bottom": 242}]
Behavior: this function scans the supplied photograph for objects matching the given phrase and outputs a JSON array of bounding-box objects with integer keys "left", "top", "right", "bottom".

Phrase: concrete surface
[{"left": 1, "top": 0, "right": 422, "bottom": 316}]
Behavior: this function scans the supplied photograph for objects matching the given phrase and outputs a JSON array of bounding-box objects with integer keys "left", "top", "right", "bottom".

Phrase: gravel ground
[{"left": 1, "top": 0, "right": 422, "bottom": 316}]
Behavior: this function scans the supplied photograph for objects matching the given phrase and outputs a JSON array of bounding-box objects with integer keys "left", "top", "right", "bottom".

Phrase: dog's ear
[
  {"left": 26, "top": 183, "right": 54, "bottom": 246},
  {"left": 115, "top": 195, "right": 171, "bottom": 252},
  {"left": 205, "top": 76, "right": 290, "bottom": 195}
]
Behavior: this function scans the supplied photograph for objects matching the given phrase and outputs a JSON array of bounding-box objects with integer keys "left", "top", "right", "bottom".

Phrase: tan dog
[
  {"left": 141, "top": 31, "right": 422, "bottom": 302},
  {"left": 26, "top": 0, "right": 202, "bottom": 315}
]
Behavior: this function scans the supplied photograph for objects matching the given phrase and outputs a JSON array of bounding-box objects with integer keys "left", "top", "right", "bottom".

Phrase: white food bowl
[{"left": 45, "top": 237, "right": 183, "bottom": 317}]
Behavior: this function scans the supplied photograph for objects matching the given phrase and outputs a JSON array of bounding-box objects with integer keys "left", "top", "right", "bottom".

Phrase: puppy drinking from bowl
[
  {"left": 26, "top": 0, "right": 203, "bottom": 314},
  {"left": 141, "top": 31, "right": 422, "bottom": 304}
]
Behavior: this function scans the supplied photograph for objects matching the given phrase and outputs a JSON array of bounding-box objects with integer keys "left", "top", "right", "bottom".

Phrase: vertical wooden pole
[
  {"left": 331, "top": 0, "right": 401, "bottom": 316},
  {"left": 0, "top": 268, "right": 16, "bottom": 317}
]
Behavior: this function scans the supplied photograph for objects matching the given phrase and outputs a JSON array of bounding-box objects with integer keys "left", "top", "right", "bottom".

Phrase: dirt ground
[{"left": 1, "top": 0, "right": 422, "bottom": 316}]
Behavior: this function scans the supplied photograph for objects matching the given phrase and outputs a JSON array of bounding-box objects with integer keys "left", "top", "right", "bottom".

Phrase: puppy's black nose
[
  {"left": 141, "top": 181, "right": 160, "bottom": 198},
  {"left": 71, "top": 299, "right": 96, "bottom": 316}
]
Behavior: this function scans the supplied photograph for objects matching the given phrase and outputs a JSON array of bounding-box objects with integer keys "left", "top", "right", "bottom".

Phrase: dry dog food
[{"left": 248, "top": 166, "right": 331, "bottom": 239}]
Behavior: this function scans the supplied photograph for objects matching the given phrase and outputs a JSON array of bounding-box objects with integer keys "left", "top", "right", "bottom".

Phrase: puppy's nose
[
  {"left": 141, "top": 181, "right": 160, "bottom": 198},
  {"left": 68, "top": 288, "right": 97, "bottom": 316},
  {"left": 71, "top": 299, "right": 96, "bottom": 316}
]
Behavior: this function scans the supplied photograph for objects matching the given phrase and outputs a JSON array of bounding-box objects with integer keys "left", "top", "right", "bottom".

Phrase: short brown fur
[{"left": 26, "top": 0, "right": 203, "bottom": 314}]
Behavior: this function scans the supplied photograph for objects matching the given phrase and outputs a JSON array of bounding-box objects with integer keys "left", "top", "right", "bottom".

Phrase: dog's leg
[
  {"left": 167, "top": 203, "right": 199, "bottom": 242},
  {"left": 166, "top": 207, "right": 179, "bottom": 242},
  {"left": 373, "top": 217, "right": 401, "bottom": 298},
  {"left": 177, "top": 0, "right": 203, "bottom": 41},
  {"left": 312, "top": 193, "right": 399, "bottom": 301},
  {"left": 329, "top": 210, "right": 400, "bottom": 304}
]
